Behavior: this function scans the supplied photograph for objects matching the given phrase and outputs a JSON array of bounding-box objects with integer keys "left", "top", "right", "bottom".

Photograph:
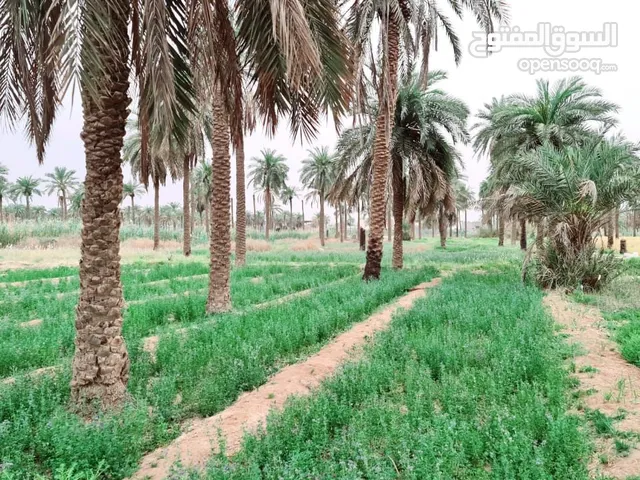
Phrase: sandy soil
[
  {"left": 545, "top": 292, "right": 640, "bottom": 478},
  {"left": 132, "top": 277, "right": 442, "bottom": 479}
]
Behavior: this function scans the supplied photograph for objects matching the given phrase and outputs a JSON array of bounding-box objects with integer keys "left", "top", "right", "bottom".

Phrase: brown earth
[{"left": 545, "top": 292, "right": 640, "bottom": 478}]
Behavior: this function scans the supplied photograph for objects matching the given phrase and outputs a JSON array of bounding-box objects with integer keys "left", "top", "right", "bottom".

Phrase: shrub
[
  {"left": 0, "top": 225, "right": 23, "bottom": 248},
  {"left": 531, "top": 241, "right": 623, "bottom": 292}
]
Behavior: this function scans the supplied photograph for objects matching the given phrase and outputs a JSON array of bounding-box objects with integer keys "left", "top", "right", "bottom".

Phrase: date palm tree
[
  {"left": 248, "top": 149, "right": 289, "bottom": 241},
  {"left": 301, "top": 147, "right": 336, "bottom": 247},
  {"left": 122, "top": 181, "right": 144, "bottom": 224},
  {"left": 10, "top": 176, "right": 42, "bottom": 219},
  {"left": 43, "top": 167, "right": 79, "bottom": 221},
  {"left": 280, "top": 186, "right": 298, "bottom": 230},
  {"left": 473, "top": 77, "right": 620, "bottom": 251},
  {"left": 0, "top": 163, "right": 7, "bottom": 223},
  {"left": 348, "top": 0, "right": 508, "bottom": 279}
]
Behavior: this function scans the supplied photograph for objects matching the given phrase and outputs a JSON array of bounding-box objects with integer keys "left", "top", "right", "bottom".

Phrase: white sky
[{"left": 1, "top": 0, "right": 638, "bottom": 223}]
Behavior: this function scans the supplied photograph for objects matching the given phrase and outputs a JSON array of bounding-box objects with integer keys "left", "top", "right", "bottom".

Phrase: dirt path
[
  {"left": 132, "top": 277, "right": 442, "bottom": 479},
  {"left": 545, "top": 292, "right": 640, "bottom": 479}
]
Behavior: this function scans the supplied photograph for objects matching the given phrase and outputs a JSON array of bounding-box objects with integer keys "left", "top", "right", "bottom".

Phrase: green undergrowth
[
  {"left": 0, "top": 266, "right": 435, "bottom": 478},
  {"left": 196, "top": 269, "right": 589, "bottom": 480},
  {"left": 0, "top": 264, "right": 358, "bottom": 378}
]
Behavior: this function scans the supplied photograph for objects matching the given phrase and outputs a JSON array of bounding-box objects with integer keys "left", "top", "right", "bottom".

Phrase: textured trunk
[
  {"left": 235, "top": 135, "right": 246, "bottom": 266},
  {"left": 391, "top": 156, "right": 403, "bottom": 269},
  {"left": 26, "top": 196, "right": 30, "bottom": 220},
  {"left": 301, "top": 200, "right": 305, "bottom": 230},
  {"left": 449, "top": 218, "right": 453, "bottom": 238},
  {"left": 615, "top": 207, "right": 620, "bottom": 238},
  {"left": 607, "top": 211, "right": 615, "bottom": 249},
  {"left": 319, "top": 189, "right": 325, "bottom": 246},
  {"left": 335, "top": 207, "right": 339, "bottom": 238},
  {"left": 207, "top": 86, "right": 232, "bottom": 313},
  {"left": 62, "top": 192, "right": 67, "bottom": 221},
  {"left": 71, "top": 0, "right": 130, "bottom": 408},
  {"left": 265, "top": 187, "right": 271, "bottom": 240},
  {"left": 498, "top": 210, "right": 505, "bottom": 246},
  {"left": 536, "top": 220, "right": 544, "bottom": 250},
  {"left": 356, "top": 198, "right": 360, "bottom": 235},
  {"left": 364, "top": 16, "right": 399, "bottom": 280},
  {"left": 153, "top": 177, "right": 160, "bottom": 250},
  {"left": 438, "top": 203, "right": 447, "bottom": 248},
  {"left": 230, "top": 198, "right": 234, "bottom": 230},
  {"left": 520, "top": 218, "right": 527, "bottom": 251},
  {"left": 130, "top": 196, "right": 135, "bottom": 223},
  {"left": 511, "top": 221, "right": 517, "bottom": 245},
  {"left": 386, "top": 201, "right": 392, "bottom": 242},
  {"left": 183, "top": 154, "right": 191, "bottom": 257}
]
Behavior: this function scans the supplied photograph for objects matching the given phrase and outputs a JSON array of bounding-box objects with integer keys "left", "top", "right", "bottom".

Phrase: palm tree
[
  {"left": 122, "top": 181, "right": 144, "bottom": 224},
  {"left": 69, "top": 185, "right": 85, "bottom": 219},
  {"left": 301, "top": 147, "right": 336, "bottom": 247},
  {"left": 473, "top": 77, "right": 619, "bottom": 251},
  {"left": 334, "top": 71, "right": 469, "bottom": 263},
  {"left": 0, "top": 163, "right": 7, "bottom": 223},
  {"left": 43, "top": 167, "right": 79, "bottom": 221},
  {"left": 10, "top": 176, "right": 42, "bottom": 219},
  {"left": 248, "top": 149, "right": 289, "bottom": 241},
  {"left": 348, "top": 0, "right": 507, "bottom": 280},
  {"left": 454, "top": 181, "right": 474, "bottom": 238},
  {"left": 123, "top": 120, "right": 180, "bottom": 250},
  {"left": 502, "top": 138, "right": 640, "bottom": 288},
  {"left": 280, "top": 186, "right": 298, "bottom": 230}
]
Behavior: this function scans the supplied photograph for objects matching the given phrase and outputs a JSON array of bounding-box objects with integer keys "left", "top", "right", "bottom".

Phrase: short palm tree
[
  {"left": 69, "top": 185, "right": 85, "bottom": 219},
  {"left": 300, "top": 147, "right": 336, "bottom": 247},
  {"left": 10, "top": 176, "right": 42, "bottom": 219},
  {"left": 248, "top": 149, "right": 289, "bottom": 240},
  {"left": 122, "top": 181, "right": 145, "bottom": 224},
  {"left": 504, "top": 138, "right": 640, "bottom": 289},
  {"left": 43, "top": 167, "right": 79, "bottom": 221}
]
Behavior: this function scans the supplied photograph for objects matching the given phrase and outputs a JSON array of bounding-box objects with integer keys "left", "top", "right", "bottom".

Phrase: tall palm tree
[
  {"left": 348, "top": 0, "right": 507, "bottom": 280},
  {"left": 43, "top": 167, "right": 79, "bottom": 221},
  {"left": 334, "top": 71, "right": 468, "bottom": 263},
  {"left": 280, "top": 186, "right": 298, "bottom": 230},
  {"left": 10, "top": 176, "right": 42, "bottom": 219},
  {"left": 122, "top": 181, "right": 144, "bottom": 223},
  {"left": 0, "top": 163, "right": 7, "bottom": 223},
  {"left": 454, "top": 180, "right": 474, "bottom": 238},
  {"left": 248, "top": 149, "right": 289, "bottom": 241},
  {"left": 301, "top": 147, "right": 336, "bottom": 247},
  {"left": 123, "top": 121, "right": 180, "bottom": 250},
  {"left": 69, "top": 185, "right": 85, "bottom": 219}
]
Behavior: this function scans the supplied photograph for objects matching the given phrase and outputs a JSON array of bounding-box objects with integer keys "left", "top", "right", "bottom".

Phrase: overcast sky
[{"left": 1, "top": 0, "right": 637, "bottom": 222}]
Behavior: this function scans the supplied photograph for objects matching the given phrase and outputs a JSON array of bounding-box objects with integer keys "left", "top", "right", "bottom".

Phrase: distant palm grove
[{"left": 1, "top": 0, "right": 640, "bottom": 417}]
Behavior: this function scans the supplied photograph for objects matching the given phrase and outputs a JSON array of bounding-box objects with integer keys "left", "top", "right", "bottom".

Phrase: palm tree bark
[
  {"left": 153, "top": 176, "right": 160, "bottom": 250},
  {"left": 130, "top": 196, "right": 135, "bottom": 224},
  {"left": 511, "top": 221, "right": 517, "bottom": 245},
  {"left": 319, "top": 189, "right": 325, "bottom": 246},
  {"left": 536, "top": 220, "right": 544, "bottom": 250},
  {"left": 464, "top": 210, "right": 468, "bottom": 238},
  {"left": 607, "top": 211, "right": 615, "bottom": 249},
  {"left": 615, "top": 207, "right": 620, "bottom": 239},
  {"left": 26, "top": 196, "right": 30, "bottom": 220},
  {"left": 386, "top": 202, "right": 392, "bottom": 242},
  {"left": 265, "top": 187, "right": 271, "bottom": 240},
  {"left": 71, "top": 0, "right": 130, "bottom": 408},
  {"left": 391, "top": 156, "right": 403, "bottom": 269},
  {"left": 234, "top": 135, "right": 246, "bottom": 266},
  {"left": 364, "top": 16, "right": 399, "bottom": 280},
  {"left": 301, "top": 199, "right": 305, "bottom": 230},
  {"left": 498, "top": 210, "right": 505, "bottom": 246},
  {"left": 289, "top": 199, "right": 294, "bottom": 230},
  {"left": 335, "top": 207, "right": 339, "bottom": 239},
  {"left": 438, "top": 203, "right": 447, "bottom": 248},
  {"left": 520, "top": 218, "right": 527, "bottom": 251},
  {"left": 207, "top": 87, "right": 232, "bottom": 313},
  {"left": 183, "top": 154, "right": 192, "bottom": 257}
]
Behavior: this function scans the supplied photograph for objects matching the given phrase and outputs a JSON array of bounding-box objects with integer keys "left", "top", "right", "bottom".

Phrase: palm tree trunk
[
  {"left": 207, "top": 86, "right": 232, "bottom": 313},
  {"left": 498, "top": 210, "right": 505, "bottom": 246},
  {"left": 183, "top": 154, "right": 192, "bottom": 257},
  {"left": 265, "top": 187, "right": 271, "bottom": 240},
  {"left": 335, "top": 207, "right": 339, "bottom": 239},
  {"left": 26, "top": 196, "right": 30, "bottom": 220},
  {"left": 319, "top": 189, "right": 326, "bottom": 246},
  {"left": 449, "top": 218, "right": 452, "bottom": 238},
  {"left": 290, "top": 199, "right": 294, "bottom": 230},
  {"left": 536, "top": 220, "right": 544, "bottom": 250},
  {"left": 301, "top": 199, "right": 305, "bottom": 230},
  {"left": 464, "top": 210, "right": 468, "bottom": 238},
  {"left": 511, "top": 221, "right": 517, "bottom": 245},
  {"left": 230, "top": 198, "right": 234, "bottom": 230},
  {"left": 234, "top": 134, "right": 246, "bottom": 266},
  {"left": 456, "top": 210, "right": 460, "bottom": 238},
  {"left": 392, "top": 156, "right": 403, "bottom": 269},
  {"left": 62, "top": 192, "right": 67, "bottom": 221},
  {"left": 615, "top": 207, "right": 620, "bottom": 238},
  {"left": 71, "top": 0, "right": 130, "bottom": 408},
  {"left": 153, "top": 177, "right": 160, "bottom": 250},
  {"left": 520, "top": 218, "right": 527, "bottom": 251},
  {"left": 607, "top": 211, "right": 615, "bottom": 249},
  {"left": 364, "top": 15, "right": 399, "bottom": 281},
  {"left": 439, "top": 203, "right": 447, "bottom": 249},
  {"left": 356, "top": 198, "right": 361, "bottom": 235},
  {"left": 386, "top": 201, "right": 392, "bottom": 242}
]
